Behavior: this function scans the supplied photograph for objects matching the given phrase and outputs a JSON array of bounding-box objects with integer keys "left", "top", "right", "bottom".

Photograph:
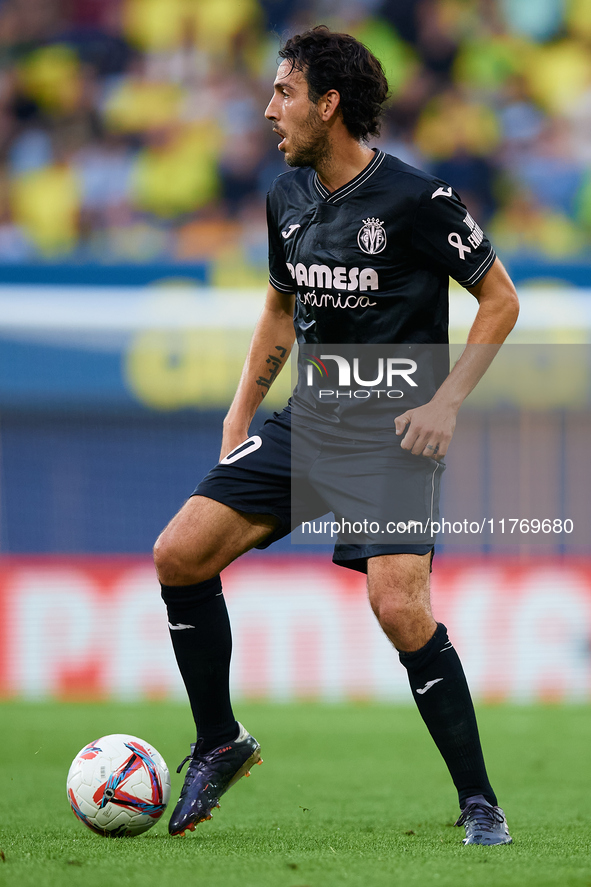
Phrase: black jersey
[{"left": 267, "top": 149, "right": 496, "bottom": 347}]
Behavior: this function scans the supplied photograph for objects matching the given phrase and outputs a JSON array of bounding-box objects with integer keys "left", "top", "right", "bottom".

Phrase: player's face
[{"left": 265, "top": 61, "right": 330, "bottom": 169}]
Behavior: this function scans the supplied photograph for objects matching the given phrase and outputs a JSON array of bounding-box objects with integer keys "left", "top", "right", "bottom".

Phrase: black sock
[
  {"left": 161, "top": 576, "right": 238, "bottom": 752},
  {"left": 399, "top": 623, "right": 497, "bottom": 808}
]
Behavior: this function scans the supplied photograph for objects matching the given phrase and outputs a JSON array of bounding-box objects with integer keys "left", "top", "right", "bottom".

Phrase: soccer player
[{"left": 154, "top": 26, "right": 519, "bottom": 845}]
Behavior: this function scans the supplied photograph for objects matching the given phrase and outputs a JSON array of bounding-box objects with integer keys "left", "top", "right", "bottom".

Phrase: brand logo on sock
[
  {"left": 416, "top": 678, "right": 443, "bottom": 695},
  {"left": 168, "top": 622, "right": 196, "bottom": 630}
]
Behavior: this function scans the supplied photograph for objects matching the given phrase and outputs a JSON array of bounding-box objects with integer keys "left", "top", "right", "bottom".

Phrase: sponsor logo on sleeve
[
  {"left": 282, "top": 224, "right": 301, "bottom": 239},
  {"left": 431, "top": 186, "right": 453, "bottom": 199},
  {"left": 463, "top": 212, "right": 484, "bottom": 249}
]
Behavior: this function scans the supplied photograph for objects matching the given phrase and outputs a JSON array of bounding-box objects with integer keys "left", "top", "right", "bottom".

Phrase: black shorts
[{"left": 193, "top": 407, "right": 443, "bottom": 574}]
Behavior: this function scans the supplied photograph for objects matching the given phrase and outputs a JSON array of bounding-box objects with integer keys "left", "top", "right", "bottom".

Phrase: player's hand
[{"left": 394, "top": 401, "right": 457, "bottom": 459}]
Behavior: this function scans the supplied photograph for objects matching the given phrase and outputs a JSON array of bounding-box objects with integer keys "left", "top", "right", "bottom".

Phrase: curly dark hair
[{"left": 279, "top": 26, "right": 389, "bottom": 142}]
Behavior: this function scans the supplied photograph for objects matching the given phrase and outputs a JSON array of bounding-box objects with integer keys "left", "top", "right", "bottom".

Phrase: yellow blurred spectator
[
  {"left": 104, "top": 76, "right": 185, "bottom": 133},
  {"left": 435, "top": 0, "right": 480, "bottom": 36},
  {"left": 17, "top": 44, "right": 82, "bottom": 115},
  {"left": 191, "top": 0, "right": 261, "bottom": 56},
  {"left": 414, "top": 90, "right": 501, "bottom": 159},
  {"left": 10, "top": 163, "right": 80, "bottom": 255},
  {"left": 131, "top": 123, "right": 222, "bottom": 217},
  {"left": 176, "top": 216, "right": 241, "bottom": 260},
  {"left": 566, "top": 0, "right": 591, "bottom": 40},
  {"left": 210, "top": 243, "right": 268, "bottom": 287},
  {"left": 522, "top": 40, "right": 591, "bottom": 113},
  {"left": 575, "top": 170, "right": 591, "bottom": 229},
  {"left": 353, "top": 18, "right": 418, "bottom": 99},
  {"left": 123, "top": 0, "right": 262, "bottom": 56},
  {"left": 123, "top": 0, "right": 186, "bottom": 51},
  {"left": 104, "top": 221, "right": 170, "bottom": 262},
  {"left": 490, "top": 190, "right": 586, "bottom": 257},
  {"left": 453, "top": 35, "right": 531, "bottom": 91}
]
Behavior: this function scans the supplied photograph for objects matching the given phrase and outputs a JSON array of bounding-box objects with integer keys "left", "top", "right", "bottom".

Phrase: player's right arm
[{"left": 220, "top": 284, "right": 295, "bottom": 461}]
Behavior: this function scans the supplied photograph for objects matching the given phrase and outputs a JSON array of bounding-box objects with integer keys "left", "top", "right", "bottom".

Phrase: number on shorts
[{"left": 220, "top": 435, "right": 263, "bottom": 465}]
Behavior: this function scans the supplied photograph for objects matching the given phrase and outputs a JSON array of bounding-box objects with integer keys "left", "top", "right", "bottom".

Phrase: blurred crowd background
[{"left": 1, "top": 0, "right": 591, "bottom": 280}]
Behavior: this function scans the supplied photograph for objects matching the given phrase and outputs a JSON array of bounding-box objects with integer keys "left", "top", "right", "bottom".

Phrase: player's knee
[
  {"left": 369, "top": 586, "right": 423, "bottom": 631},
  {"left": 153, "top": 534, "right": 179, "bottom": 584},
  {"left": 153, "top": 532, "right": 201, "bottom": 586},
  {"left": 368, "top": 584, "right": 399, "bottom": 619},
  {"left": 369, "top": 585, "right": 435, "bottom": 651}
]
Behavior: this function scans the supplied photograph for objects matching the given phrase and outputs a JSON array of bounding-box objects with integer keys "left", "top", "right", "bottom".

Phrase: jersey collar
[{"left": 312, "top": 149, "right": 385, "bottom": 204}]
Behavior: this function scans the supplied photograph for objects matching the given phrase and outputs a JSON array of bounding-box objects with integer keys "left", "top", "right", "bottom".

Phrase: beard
[{"left": 284, "top": 106, "right": 332, "bottom": 169}]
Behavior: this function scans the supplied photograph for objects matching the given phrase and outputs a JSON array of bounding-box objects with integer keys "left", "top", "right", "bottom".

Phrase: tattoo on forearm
[{"left": 256, "top": 345, "right": 288, "bottom": 398}]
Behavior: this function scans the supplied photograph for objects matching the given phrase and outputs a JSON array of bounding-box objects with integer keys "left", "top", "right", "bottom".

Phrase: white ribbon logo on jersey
[
  {"left": 448, "top": 232, "right": 471, "bottom": 260},
  {"left": 357, "top": 218, "right": 387, "bottom": 255}
]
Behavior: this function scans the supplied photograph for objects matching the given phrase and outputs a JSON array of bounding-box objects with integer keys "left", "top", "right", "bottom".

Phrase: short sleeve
[
  {"left": 267, "top": 194, "right": 295, "bottom": 294},
  {"left": 411, "top": 182, "right": 496, "bottom": 288}
]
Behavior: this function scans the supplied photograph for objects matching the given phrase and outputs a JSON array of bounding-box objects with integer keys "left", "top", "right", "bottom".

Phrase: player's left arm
[{"left": 394, "top": 257, "right": 519, "bottom": 458}]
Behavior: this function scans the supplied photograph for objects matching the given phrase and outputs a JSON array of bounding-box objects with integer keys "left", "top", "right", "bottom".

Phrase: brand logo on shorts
[{"left": 357, "top": 218, "right": 387, "bottom": 255}]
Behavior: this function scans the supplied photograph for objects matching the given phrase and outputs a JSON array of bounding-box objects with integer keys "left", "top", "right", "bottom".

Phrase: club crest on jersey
[{"left": 357, "top": 218, "right": 387, "bottom": 255}]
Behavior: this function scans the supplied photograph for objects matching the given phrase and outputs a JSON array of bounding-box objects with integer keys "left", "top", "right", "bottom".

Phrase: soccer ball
[{"left": 66, "top": 734, "right": 171, "bottom": 837}]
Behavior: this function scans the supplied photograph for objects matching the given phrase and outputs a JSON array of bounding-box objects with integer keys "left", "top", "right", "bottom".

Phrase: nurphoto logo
[{"left": 304, "top": 353, "right": 418, "bottom": 398}]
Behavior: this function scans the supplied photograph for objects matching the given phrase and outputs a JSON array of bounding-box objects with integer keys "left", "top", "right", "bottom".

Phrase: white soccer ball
[{"left": 66, "top": 734, "right": 171, "bottom": 837}]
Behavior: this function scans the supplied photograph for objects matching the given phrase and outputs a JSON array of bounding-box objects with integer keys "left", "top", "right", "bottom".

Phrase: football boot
[
  {"left": 168, "top": 723, "right": 261, "bottom": 836},
  {"left": 455, "top": 795, "right": 512, "bottom": 845}
]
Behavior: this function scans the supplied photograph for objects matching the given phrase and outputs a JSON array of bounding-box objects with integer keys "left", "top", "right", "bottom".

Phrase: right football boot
[{"left": 168, "top": 723, "right": 262, "bottom": 836}]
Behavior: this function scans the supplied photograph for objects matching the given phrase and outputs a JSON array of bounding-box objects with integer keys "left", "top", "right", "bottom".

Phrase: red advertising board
[{"left": 0, "top": 555, "right": 589, "bottom": 702}]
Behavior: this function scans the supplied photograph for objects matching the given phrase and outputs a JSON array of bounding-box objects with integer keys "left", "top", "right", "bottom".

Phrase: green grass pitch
[{"left": 1, "top": 701, "right": 590, "bottom": 887}]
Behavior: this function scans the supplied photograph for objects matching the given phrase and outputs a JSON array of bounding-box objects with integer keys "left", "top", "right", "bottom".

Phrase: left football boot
[{"left": 455, "top": 795, "right": 512, "bottom": 845}]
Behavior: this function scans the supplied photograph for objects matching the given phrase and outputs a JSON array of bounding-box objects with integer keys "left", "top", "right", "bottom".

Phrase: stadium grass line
[{"left": 1, "top": 701, "right": 590, "bottom": 887}]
